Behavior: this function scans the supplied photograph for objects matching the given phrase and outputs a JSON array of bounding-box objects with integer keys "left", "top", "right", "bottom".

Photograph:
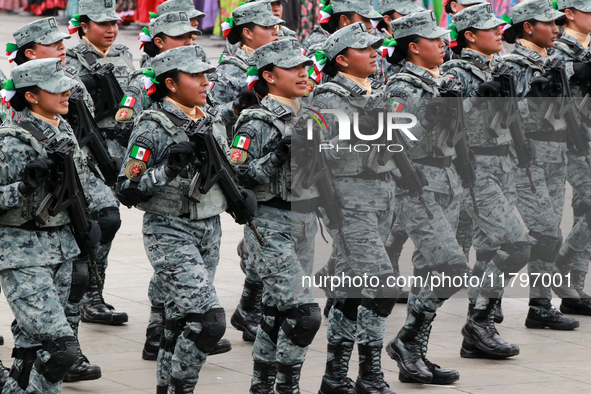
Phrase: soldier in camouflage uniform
[
  {"left": 244, "top": 0, "right": 297, "bottom": 38},
  {"left": 10, "top": 17, "right": 123, "bottom": 383},
  {"left": 550, "top": 0, "right": 591, "bottom": 316},
  {"left": 66, "top": 0, "right": 135, "bottom": 161},
  {"left": 0, "top": 58, "right": 109, "bottom": 394},
  {"left": 116, "top": 45, "right": 257, "bottom": 394},
  {"left": 501, "top": 0, "right": 580, "bottom": 330},
  {"left": 306, "top": 23, "right": 400, "bottom": 394},
  {"left": 231, "top": 38, "right": 322, "bottom": 394},
  {"left": 381, "top": 11, "right": 467, "bottom": 385},
  {"left": 440, "top": 3, "right": 533, "bottom": 360},
  {"left": 444, "top": 0, "right": 488, "bottom": 16}
]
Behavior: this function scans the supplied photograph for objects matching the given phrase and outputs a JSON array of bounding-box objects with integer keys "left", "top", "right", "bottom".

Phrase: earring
[
  {"left": 159, "top": 46, "right": 162, "bottom": 48},
  {"left": 35, "top": 101, "right": 38, "bottom": 104},
  {"left": 344, "top": 63, "right": 348, "bottom": 66}
]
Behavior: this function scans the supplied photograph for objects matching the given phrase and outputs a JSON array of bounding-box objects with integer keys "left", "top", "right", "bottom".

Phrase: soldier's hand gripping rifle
[
  {"left": 492, "top": 64, "right": 537, "bottom": 193},
  {"left": 80, "top": 63, "right": 124, "bottom": 123},
  {"left": 64, "top": 85, "right": 121, "bottom": 186},
  {"left": 41, "top": 138, "right": 103, "bottom": 291},
  {"left": 544, "top": 58, "right": 591, "bottom": 171},
  {"left": 439, "top": 79, "right": 479, "bottom": 216},
  {"left": 291, "top": 109, "right": 351, "bottom": 255},
  {"left": 184, "top": 117, "right": 265, "bottom": 246}
]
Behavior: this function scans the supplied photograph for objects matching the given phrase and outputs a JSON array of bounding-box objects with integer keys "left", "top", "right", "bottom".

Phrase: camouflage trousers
[
  {"left": 142, "top": 213, "right": 222, "bottom": 389},
  {"left": 244, "top": 204, "right": 317, "bottom": 387},
  {"left": 464, "top": 155, "right": 529, "bottom": 306},
  {"left": 514, "top": 160, "right": 566, "bottom": 307},
  {"left": 570, "top": 190, "right": 591, "bottom": 274},
  {"left": 234, "top": 238, "right": 263, "bottom": 325},
  {"left": 0, "top": 260, "right": 74, "bottom": 394}
]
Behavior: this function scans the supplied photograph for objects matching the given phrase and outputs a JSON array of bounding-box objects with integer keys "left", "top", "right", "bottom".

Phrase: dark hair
[
  {"left": 503, "top": 19, "right": 538, "bottom": 44},
  {"left": 77, "top": 15, "right": 91, "bottom": 38},
  {"left": 14, "top": 41, "right": 37, "bottom": 65},
  {"left": 451, "top": 27, "right": 479, "bottom": 56},
  {"left": 387, "top": 34, "right": 420, "bottom": 65},
  {"left": 322, "top": 11, "right": 356, "bottom": 34},
  {"left": 375, "top": 10, "right": 395, "bottom": 33},
  {"left": 252, "top": 64, "right": 275, "bottom": 98},
  {"left": 555, "top": 8, "right": 573, "bottom": 26},
  {"left": 143, "top": 32, "right": 168, "bottom": 58},
  {"left": 322, "top": 48, "right": 349, "bottom": 77},
  {"left": 444, "top": 1, "right": 455, "bottom": 15},
  {"left": 150, "top": 69, "right": 181, "bottom": 102},
  {"left": 11, "top": 86, "right": 41, "bottom": 112},
  {"left": 227, "top": 22, "right": 257, "bottom": 45}
]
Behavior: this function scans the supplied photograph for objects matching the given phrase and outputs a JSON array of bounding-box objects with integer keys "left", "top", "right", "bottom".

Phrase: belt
[
  {"left": 471, "top": 145, "right": 510, "bottom": 156},
  {"left": 259, "top": 197, "right": 318, "bottom": 213},
  {"left": 16, "top": 221, "right": 66, "bottom": 232},
  {"left": 527, "top": 130, "right": 567, "bottom": 143},
  {"left": 413, "top": 156, "right": 453, "bottom": 168},
  {"left": 336, "top": 171, "right": 394, "bottom": 181}
]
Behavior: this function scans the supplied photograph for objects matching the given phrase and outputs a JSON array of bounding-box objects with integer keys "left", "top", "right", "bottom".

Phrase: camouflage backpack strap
[
  {"left": 387, "top": 72, "right": 439, "bottom": 96},
  {"left": 503, "top": 54, "right": 544, "bottom": 74},
  {"left": 0, "top": 124, "right": 45, "bottom": 156},
  {"left": 312, "top": 81, "right": 353, "bottom": 98},
  {"left": 440, "top": 59, "right": 488, "bottom": 83},
  {"left": 556, "top": 37, "right": 591, "bottom": 62},
  {"left": 136, "top": 109, "right": 188, "bottom": 144},
  {"left": 234, "top": 107, "right": 286, "bottom": 137},
  {"left": 67, "top": 42, "right": 97, "bottom": 71},
  {"left": 218, "top": 54, "right": 250, "bottom": 72}
]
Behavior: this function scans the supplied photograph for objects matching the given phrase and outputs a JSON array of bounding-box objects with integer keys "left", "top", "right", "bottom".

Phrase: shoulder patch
[
  {"left": 229, "top": 148, "right": 247, "bottom": 166},
  {"left": 232, "top": 135, "right": 252, "bottom": 150},
  {"left": 134, "top": 136, "right": 155, "bottom": 152},
  {"left": 351, "top": 84, "right": 365, "bottom": 95},
  {"left": 115, "top": 44, "right": 126, "bottom": 51},
  {"left": 126, "top": 86, "right": 141, "bottom": 97},
  {"left": 206, "top": 106, "right": 218, "bottom": 117},
  {"left": 125, "top": 159, "right": 147, "bottom": 178},
  {"left": 116, "top": 107, "right": 134, "bottom": 122},
  {"left": 236, "top": 126, "right": 256, "bottom": 139},
  {"left": 64, "top": 66, "right": 78, "bottom": 77},
  {"left": 272, "top": 106, "right": 288, "bottom": 117}
]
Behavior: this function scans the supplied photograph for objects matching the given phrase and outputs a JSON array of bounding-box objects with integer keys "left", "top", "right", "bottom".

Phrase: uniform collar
[
  {"left": 82, "top": 36, "right": 111, "bottom": 58},
  {"left": 513, "top": 43, "right": 546, "bottom": 63},
  {"left": 232, "top": 45, "right": 255, "bottom": 65},
  {"left": 19, "top": 108, "right": 61, "bottom": 140},
  {"left": 402, "top": 61, "right": 438, "bottom": 82},
  {"left": 517, "top": 39, "right": 548, "bottom": 59},
  {"left": 260, "top": 95, "right": 296, "bottom": 120},
  {"left": 563, "top": 27, "right": 590, "bottom": 50},
  {"left": 161, "top": 98, "right": 202, "bottom": 123},
  {"left": 461, "top": 49, "right": 493, "bottom": 69},
  {"left": 332, "top": 72, "right": 370, "bottom": 96},
  {"left": 164, "top": 97, "right": 205, "bottom": 121}
]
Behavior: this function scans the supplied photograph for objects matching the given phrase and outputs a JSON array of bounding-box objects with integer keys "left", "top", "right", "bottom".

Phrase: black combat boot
[
  {"left": 250, "top": 361, "right": 278, "bottom": 394},
  {"left": 560, "top": 270, "right": 591, "bottom": 316},
  {"left": 318, "top": 341, "right": 355, "bottom": 394},
  {"left": 231, "top": 279, "right": 263, "bottom": 342},
  {"left": 275, "top": 363, "right": 303, "bottom": 394},
  {"left": 0, "top": 359, "right": 9, "bottom": 390},
  {"left": 386, "top": 309, "right": 432, "bottom": 383},
  {"left": 493, "top": 298, "right": 504, "bottom": 324},
  {"left": 156, "top": 385, "right": 168, "bottom": 394},
  {"left": 81, "top": 292, "right": 128, "bottom": 325},
  {"left": 355, "top": 344, "right": 395, "bottom": 394},
  {"left": 553, "top": 247, "right": 581, "bottom": 299},
  {"left": 63, "top": 354, "right": 102, "bottom": 382},
  {"left": 460, "top": 338, "right": 510, "bottom": 359},
  {"left": 168, "top": 376, "right": 195, "bottom": 394},
  {"left": 462, "top": 298, "right": 519, "bottom": 357},
  {"left": 143, "top": 304, "right": 164, "bottom": 360},
  {"left": 526, "top": 298, "right": 579, "bottom": 330},
  {"left": 0, "top": 335, "right": 3, "bottom": 346}
]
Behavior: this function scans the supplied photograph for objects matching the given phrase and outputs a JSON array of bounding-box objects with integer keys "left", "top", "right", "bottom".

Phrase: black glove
[
  {"left": 233, "top": 90, "right": 258, "bottom": 115},
  {"left": 114, "top": 121, "right": 134, "bottom": 147},
  {"left": 424, "top": 97, "right": 450, "bottom": 124},
  {"left": 528, "top": 76, "right": 551, "bottom": 98},
  {"left": 270, "top": 135, "right": 291, "bottom": 167},
  {"left": 525, "top": 138, "right": 537, "bottom": 162},
  {"left": 165, "top": 141, "right": 196, "bottom": 179},
  {"left": 475, "top": 81, "right": 502, "bottom": 98},
  {"left": 571, "top": 62, "right": 591, "bottom": 85},
  {"left": 290, "top": 133, "right": 307, "bottom": 157},
  {"left": 18, "top": 158, "right": 54, "bottom": 197},
  {"left": 85, "top": 220, "right": 102, "bottom": 249},
  {"left": 80, "top": 74, "right": 100, "bottom": 95},
  {"left": 237, "top": 188, "right": 257, "bottom": 224}
]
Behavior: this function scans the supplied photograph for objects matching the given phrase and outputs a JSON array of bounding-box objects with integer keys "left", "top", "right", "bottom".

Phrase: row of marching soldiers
[{"left": 0, "top": 0, "right": 590, "bottom": 393}]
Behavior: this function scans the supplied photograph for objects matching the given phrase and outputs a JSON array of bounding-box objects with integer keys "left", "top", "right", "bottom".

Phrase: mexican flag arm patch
[
  {"left": 130, "top": 145, "right": 152, "bottom": 162},
  {"left": 233, "top": 135, "right": 251, "bottom": 150}
]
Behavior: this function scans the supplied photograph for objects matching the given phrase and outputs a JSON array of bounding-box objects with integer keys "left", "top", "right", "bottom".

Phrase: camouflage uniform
[
  {"left": 0, "top": 60, "right": 97, "bottom": 394},
  {"left": 116, "top": 46, "right": 229, "bottom": 394},
  {"left": 550, "top": 0, "right": 591, "bottom": 316},
  {"left": 441, "top": 3, "right": 531, "bottom": 359},
  {"left": 502, "top": 0, "right": 579, "bottom": 329},
  {"left": 65, "top": 0, "right": 134, "bottom": 160},
  {"left": 229, "top": 39, "right": 321, "bottom": 394},
  {"left": 380, "top": 12, "right": 465, "bottom": 385}
]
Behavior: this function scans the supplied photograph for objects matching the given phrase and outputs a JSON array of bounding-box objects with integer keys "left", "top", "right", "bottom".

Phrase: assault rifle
[
  {"left": 64, "top": 85, "right": 121, "bottom": 186},
  {"left": 184, "top": 116, "right": 265, "bottom": 246},
  {"left": 438, "top": 79, "right": 479, "bottom": 216},
  {"left": 544, "top": 58, "right": 591, "bottom": 171},
  {"left": 35, "top": 137, "right": 103, "bottom": 291},
  {"left": 80, "top": 63, "right": 124, "bottom": 123},
  {"left": 491, "top": 63, "right": 536, "bottom": 193}
]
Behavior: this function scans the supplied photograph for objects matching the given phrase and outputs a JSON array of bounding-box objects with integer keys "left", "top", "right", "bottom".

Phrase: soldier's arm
[{"left": 0, "top": 137, "right": 36, "bottom": 212}]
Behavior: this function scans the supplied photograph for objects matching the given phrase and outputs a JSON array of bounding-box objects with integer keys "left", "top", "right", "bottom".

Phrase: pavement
[{"left": 0, "top": 12, "right": 590, "bottom": 394}]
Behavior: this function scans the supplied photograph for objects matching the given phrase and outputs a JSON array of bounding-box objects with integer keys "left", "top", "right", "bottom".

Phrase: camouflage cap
[
  {"left": 332, "top": 0, "right": 383, "bottom": 20},
  {"left": 378, "top": 0, "right": 425, "bottom": 16},
  {"left": 232, "top": 2, "right": 285, "bottom": 27},
  {"left": 13, "top": 17, "right": 70, "bottom": 48},
  {"left": 510, "top": 0, "right": 565, "bottom": 24},
  {"left": 150, "top": 11, "right": 201, "bottom": 37},
  {"left": 247, "top": 0, "right": 288, "bottom": 5},
  {"left": 152, "top": 46, "right": 216, "bottom": 76},
  {"left": 555, "top": 0, "right": 591, "bottom": 12},
  {"left": 323, "top": 22, "right": 383, "bottom": 60},
  {"left": 79, "top": 0, "right": 122, "bottom": 22},
  {"left": 157, "top": 0, "right": 206, "bottom": 20},
  {"left": 391, "top": 10, "right": 449, "bottom": 40},
  {"left": 453, "top": 3, "right": 506, "bottom": 32},
  {"left": 253, "top": 38, "right": 313, "bottom": 69},
  {"left": 12, "top": 58, "right": 77, "bottom": 93},
  {"left": 452, "top": 0, "right": 487, "bottom": 5}
]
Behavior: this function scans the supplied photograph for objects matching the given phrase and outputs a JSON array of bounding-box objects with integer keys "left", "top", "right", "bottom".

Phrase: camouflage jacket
[{"left": 119, "top": 99, "right": 229, "bottom": 219}]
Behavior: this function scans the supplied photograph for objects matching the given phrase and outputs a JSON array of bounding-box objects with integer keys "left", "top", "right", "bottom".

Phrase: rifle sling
[{"left": 18, "top": 121, "right": 48, "bottom": 143}]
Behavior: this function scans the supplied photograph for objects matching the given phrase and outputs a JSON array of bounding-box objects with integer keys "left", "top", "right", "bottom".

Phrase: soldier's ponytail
[
  {"left": 227, "top": 22, "right": 257, "bottom": 45},
  {"left": 10, "top": 87, "right": 40, "bottom": 112},
  {"left": 451, "top": 27, "right": 478, "bottom": 56},
  {"left": 150, "top": 70, "right": 181, "bottom": 103},
  {"left": 143, "top": 33, "right": 167, "bottom": 58},
  {"left": 323, "top": 12, "right": 356, "bottom": 34},
  {"left": 502, "top": 19, "right": 537, "bottom": 45},
  {"left": 13, "top": 42, "right": 37, "bottom": 66},
  {"left": 322, "top": 48, "right": 349, "bottom": 78},
  {"left": 77, "top": 15, "right": 91, "bottom": 39},
  {"left": 252, "top": 64, "right": 275, "bottom": 98},
  {"left": 387, "top": 34, "right": 419, "bottom": 65}
]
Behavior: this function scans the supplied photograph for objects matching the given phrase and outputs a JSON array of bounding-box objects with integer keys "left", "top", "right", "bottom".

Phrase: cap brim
[
  {"left": 458, "top": 0, "right": 485, "bottom": 4},
  {"left": 474, "top": 17, "right": 506, "bottom": 31},
  {"left": 177, "top": 63, "right": 216, "bottom": 75},
  {"left": 349, "top": 34, "right": 384, "bottom": 50},
  {"left": 533, "top": 9, "right": 565, "bottom": 22},
  {"left": 188, "top": 10, "right": 206, "bottom": 19},
  {"left": 37, "top": 30, "right": 71, "bottom": 45},
  {"left": 398, "top": 3, "right": 426, "bottom": 15},
  {"left": 256, "top": 15, "right": 285, "bottom": 27},
  {"left": 160, "top": 26, "right": 202, "bottom": 37},
  {"left": 87, "top": 11, "right": 123, "bottom": 22},
  {"left": 275, "top": 54, "right": 314, "bottom": 69},
  {"left": 357, "top": 9, "right": 384, "bottom": 20},
  {"left": 39, "top": 74, "right": 78, "bottom": 94},
  {"left": 421, "top": 25, "right": 450, "bottom": 39}
]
